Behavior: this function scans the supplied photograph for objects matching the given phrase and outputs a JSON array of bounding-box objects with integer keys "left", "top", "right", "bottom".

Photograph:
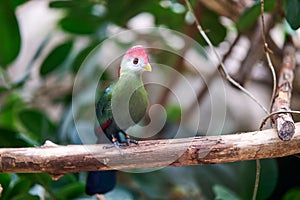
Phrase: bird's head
[{"left": 119, "top": 45, "right": 152, "bottom": 76}]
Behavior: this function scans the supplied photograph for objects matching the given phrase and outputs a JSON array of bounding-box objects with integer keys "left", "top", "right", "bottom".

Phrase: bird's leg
[
  {"left": 103, "top": 136, "right": 124, "bottom": 154},
  {"left": 124, "top": 134, "right": 139, "bottom": 146},
  {"left": 111, "top": 136, "right": 124, "bottom": 155}
]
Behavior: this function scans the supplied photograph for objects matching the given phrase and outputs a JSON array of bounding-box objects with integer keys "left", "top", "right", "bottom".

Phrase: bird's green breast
[{"left": 111, "top": 73, "right": 148, "bottom": 130}]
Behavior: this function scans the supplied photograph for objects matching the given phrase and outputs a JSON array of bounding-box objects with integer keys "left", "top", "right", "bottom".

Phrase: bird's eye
[{"left": 133, "top": 58, "right": 139, "bottom": 65}]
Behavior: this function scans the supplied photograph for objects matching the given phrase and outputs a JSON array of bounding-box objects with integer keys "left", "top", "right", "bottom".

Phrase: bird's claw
[
  {"left": 103, "top": 141, "right": 124, "bottom": 155},
  {"left": 126, "top": 138, "right": 138, "bottom": 145},
  {"left": 103, "top": 135, "right": 138, "bottom": 156}
]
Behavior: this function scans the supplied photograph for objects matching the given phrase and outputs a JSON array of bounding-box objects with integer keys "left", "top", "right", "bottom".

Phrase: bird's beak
[{"left": 143, "top": 63, "right": 152, "bottom": 72}]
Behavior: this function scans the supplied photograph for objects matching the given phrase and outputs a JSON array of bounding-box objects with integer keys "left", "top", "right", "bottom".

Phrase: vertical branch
[{"left": 271, "top": 39, "right": 296, "bottom": 140}]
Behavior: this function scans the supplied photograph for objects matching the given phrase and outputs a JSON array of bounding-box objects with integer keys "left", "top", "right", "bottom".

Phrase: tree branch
[
  {"left": 271, "top": 39, "right": 296, "bottom": 140},
  {"left": 1, "top": 123, "right": 300, "bottom": 177}
]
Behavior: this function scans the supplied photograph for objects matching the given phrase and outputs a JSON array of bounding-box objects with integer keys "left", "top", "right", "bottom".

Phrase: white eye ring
[{"left": 133, "top": 58, "right": 139, "bottom": 65}]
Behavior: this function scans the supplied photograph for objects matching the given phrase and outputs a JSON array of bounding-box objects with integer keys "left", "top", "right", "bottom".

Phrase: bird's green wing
[{"left": 96, "top": 83, "right": 115, "bottom": 128}]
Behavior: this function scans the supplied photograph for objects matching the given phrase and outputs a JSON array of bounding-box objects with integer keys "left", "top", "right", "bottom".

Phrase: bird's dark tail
[{"left": 86, "top": 170, "right": 117, "bottom": 195}]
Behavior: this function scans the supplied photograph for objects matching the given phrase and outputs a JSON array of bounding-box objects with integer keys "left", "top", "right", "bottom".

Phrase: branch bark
[
  {"left": 198, "top": 0, "right": 252, "bottom": 22},
  {"left": 1, "top": 123, "right": 300, "bottom": 177},
  {"left": 271, "top": 40, "right": 296, "bottom": 140}
]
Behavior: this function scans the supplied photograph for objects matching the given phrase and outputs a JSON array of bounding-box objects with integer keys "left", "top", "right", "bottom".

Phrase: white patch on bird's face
[{"left": 122, "top": 56, "right": 147, "bottom": 73}]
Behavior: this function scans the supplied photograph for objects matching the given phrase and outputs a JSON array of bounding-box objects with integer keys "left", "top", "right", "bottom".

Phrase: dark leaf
[
  {"left": 285, "top": 0, "right": 300, "bottom": 30},
  {"left": 59, "top": 13, "right": 102, "bottom": 34},
  {"left": 283, "top": 187, "right": 300, "bottom": 200},
  {"left": 0, "top": 86, "right": 8, "bottom": 94},
  {"left": 40, "top": 40, "right": 73, "bottom": 77},
  {"left": 49, "top": 0, "right": 84, "bottom": 9},
  {"left": 146, "top": 2, "right": 186, "bottom": 31},
  {"left": 8, "top": 179, "right": 32, "bottom": 198},
  {"left": 0, "top": 94, "right": 24, "bottom": 129},
  {"left": 237, "top": 0, "right": 276, "bottom": 32},
  {"left": 198, "top": 9, "right": 227, "bottom": 46},
  {"left": 3, "top": 176, "right": 35, "bottom": 200},
  {"left": 11, "top": 0, "right": 28, "bottom": 8},
  {"left": 18, "top": 109, "right": 57, "bottom": 143},
  {"left": 0, "top": 173, "right": 11, "bottom": 198},
  {"left": 237, "top": 159, "right": 278, "bottom": 200},
  {"left": 106, "top": 0, "right": 152, "bottom": 27},
  {"left": 0, "top": 0, "right": 21, "bottom": 66},
  {"left": 0, "top": 128, "right": 30, "bottom": 147},
  {"left": 72, "top": 42, "right": 99, "bottom": 73},
  {"left": 11, "top": 194, "right": 39, "bottom": 200},
  {"left": 54, "top": 182, "right": 85, "bottom": 200},
  {"left": 18, "top": 173, "right": 52, "bottom": 188}
]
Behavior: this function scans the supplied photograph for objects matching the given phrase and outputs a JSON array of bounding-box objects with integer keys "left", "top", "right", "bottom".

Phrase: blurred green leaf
[
  {"left": 40, "top": 40, "right": 73, "bottom": 76},
  {"left": 167, "top": 105, "right": 181, "bottom": 122},
  {"left": 11, "top": 0, "right": 28, "bottom": 8},
  {"left": 236, "top": 0, "right": 276, "bottom": 32},
  {"left": 72, "top": 42, "right": 99, "bottom": 73},
  {"left": 18, "top": 173, "right": 52, "bottom": 188},
  {"left": 147, "top": 2, "right": 186, "bottom": 31},
  {"left": 0, "top": 173, "right": 11, "bottom": 198},
  {"left": 59, "top": 12, "right": 102, "bottom": 34},
  {"left": 283, "top": 187, "right": 300, "bottom": 200},
  {"left": 11, "top": 194, "right": 39, "bottom": 200},
  {"left": 17, "top": 173, "right": 54, "bottom": 198},
  {"left": 213, "top": 185, "right": 240, "bottom": 200},
  {"left": 54, "top": 182, "right": 85, "bottom": 200},
  {"left": 18, "top": 109, "right": 57, "bottom": 143},
  {"left": 0, "top": 93, "right": 24, "bottom": 129},
  {"left": 8, "top": 179, "right": 32, "bottom": 198},
  {"left": 106, "top": 0, "right": 152, "bottom": 27},
  {"left": 238, "top": 159, "right": 278, "bottom": 200},
  {"left": 0, "top": 128, "right": 30, "bottom": 147},
  {"left": 0, "top": 0, "right": 21, "bottom": 67},
  {"left": 0, "top": 86, "right": 8, "bottom": 94},
  {"left": 49, "top": 0, "right": 88, "bottom": 9},
  {"left": 285, "top": 0, "right": 300, "bottom": 30},
  {"left": 50, "top": 174, "right": 77, "bottom": 190},
  {"left": 198, "top": 9, "right": 227, "bottom": 46}
]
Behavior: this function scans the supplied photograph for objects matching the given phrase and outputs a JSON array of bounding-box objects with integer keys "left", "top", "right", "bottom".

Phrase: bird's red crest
[{"left": 124, "top": 45, "right": 149, "bottom": 63}]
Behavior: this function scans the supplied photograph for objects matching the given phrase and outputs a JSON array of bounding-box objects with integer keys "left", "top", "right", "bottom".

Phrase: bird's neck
[{"left": 119, "top": 72, "right": 143, "bottom": 87}]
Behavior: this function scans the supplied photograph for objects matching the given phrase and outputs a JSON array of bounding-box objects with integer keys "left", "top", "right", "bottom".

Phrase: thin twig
[
  {"left": 260, "top": 0, "right": 277, "bottom": 112},
  {"left": 252, "top": 159, "right": 261, "bottom": 200},
  {"left": 185, "top": 34, "right": 241, "bottom": 118},
  {"left": 253, "top": 1, "right": 276, "bottom": 198},
  {"left": 184, "top": 0, "right": 269, "bottom": 114},
  {"left": 259, "top": 110, "right": 300, "bottom": 130}
]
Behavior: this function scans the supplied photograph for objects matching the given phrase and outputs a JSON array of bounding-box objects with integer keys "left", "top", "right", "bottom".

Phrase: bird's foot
[
  {"left": 125, "top": 135, "right": 138, "bottom": 146},
  {"left": 103, "top": 136, "right": 138, "bottom": 155},
  {"left": 103, "top": 141, "right": 124, "bottom": 155}
]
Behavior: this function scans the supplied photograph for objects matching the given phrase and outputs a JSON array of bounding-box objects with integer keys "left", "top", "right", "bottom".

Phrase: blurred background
[{"left": 0, "top": 0, "right": 300, "bottom": 199}]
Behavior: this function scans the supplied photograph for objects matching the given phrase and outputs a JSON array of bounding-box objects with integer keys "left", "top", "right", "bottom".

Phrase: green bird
[{"left": 86, "top": 45, "right": 151, "bottom": 195}]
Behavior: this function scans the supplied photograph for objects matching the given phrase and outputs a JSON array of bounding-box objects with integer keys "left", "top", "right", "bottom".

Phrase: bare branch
[
  {"left": 271, "top": 40, "right": 297, "bottom": 140},
  {"left": 1, "top": 123, "right": 300, "bottom": 176},
  {"left": 198, "top": 0, "right": 252, "bottom": 22}
]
